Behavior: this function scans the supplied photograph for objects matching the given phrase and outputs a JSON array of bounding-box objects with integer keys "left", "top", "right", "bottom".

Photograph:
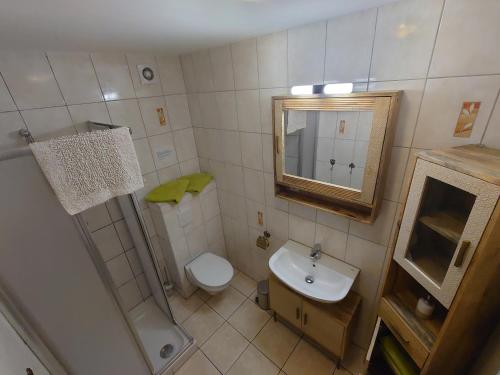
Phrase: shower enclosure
[
  {"left": 0, "top": 125, "right": 194, "bottom": 375},
  {"left": 84, "top": 192, "right": 195, "bottom": 373},
  {"left": 79, "top": 192, "right": 195, "bottom": 374}
]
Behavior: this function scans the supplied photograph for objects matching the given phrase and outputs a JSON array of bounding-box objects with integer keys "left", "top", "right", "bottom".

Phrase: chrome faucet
[{"left": 310, "top": 243, "right": 321, "bottom": 261}]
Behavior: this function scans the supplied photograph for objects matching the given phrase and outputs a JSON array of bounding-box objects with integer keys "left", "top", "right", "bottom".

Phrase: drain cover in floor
[{"left": 160, "top": 344, "right": 175, "bottom": 358}]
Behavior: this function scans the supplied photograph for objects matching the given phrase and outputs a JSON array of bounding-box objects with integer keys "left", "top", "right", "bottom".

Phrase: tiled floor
[{"left": 170, "top": 270, "right": 367, "bottom": 375}]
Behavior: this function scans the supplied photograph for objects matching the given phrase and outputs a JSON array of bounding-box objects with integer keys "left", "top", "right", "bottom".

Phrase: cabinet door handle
[
  {"left": 276, "top": 136, "right": 280, "bottom": 154},
  {"left": 454, "top": 240, "right": 471, "bottom": 267},
  {"left": 296, "top": 307, "right": 300, "bottom": 320},
  {"left": 303, "top": 313, "right": 308, "bottom": 325}
]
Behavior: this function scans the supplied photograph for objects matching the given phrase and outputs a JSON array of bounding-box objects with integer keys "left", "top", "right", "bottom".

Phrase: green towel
[
  {"left": 145, "top": 179, "right": 190, "bottom": 204},
  {"left": 380, "top": 335, "right": 418, "bottom": 375},
  {"left": 178, "top": 173, "right": 213, "bottom": 193}
]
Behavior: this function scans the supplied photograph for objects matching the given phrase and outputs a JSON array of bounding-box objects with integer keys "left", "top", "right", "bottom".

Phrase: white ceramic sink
[{"left": 269, "top": 240, "right": 359, "bottom": 303}]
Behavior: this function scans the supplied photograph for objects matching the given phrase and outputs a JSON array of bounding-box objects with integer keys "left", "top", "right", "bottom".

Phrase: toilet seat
[{"left": 185, "top": 252, "right": 233, "bottom": 293}]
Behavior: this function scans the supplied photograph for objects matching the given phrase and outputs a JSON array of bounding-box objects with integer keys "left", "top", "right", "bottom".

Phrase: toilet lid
[{"left": 189, "top": 253, "right": 233, "bottom": 287}]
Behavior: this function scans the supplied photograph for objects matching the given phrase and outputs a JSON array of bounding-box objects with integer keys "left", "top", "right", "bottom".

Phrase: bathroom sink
[{"left": 269, "top": 240, "right": 359, "bottom": 303}]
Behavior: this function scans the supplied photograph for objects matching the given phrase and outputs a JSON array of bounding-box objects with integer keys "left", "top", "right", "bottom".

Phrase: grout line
[
  {"left": 366, "top": 7, "right": 379, "bottom": 82},
  {"left": 123, "top": 53, "right": 141, "bottom": 100},
  {"left": 423, "top": 0, "right": 448, "bottom": 80},
  {"left": 406, "top": 0, "right": 447, "bottom": 149},
  {"left": 479, "top": 86, "right": 500, "bottom": 145},
  {"left": 88, "top": 53, "right": 112, "bottom": 124},
  {"left": 0, "top": 71, "right": 21, "bottom": 113},
  {"left": 44, "top": 52, "right": 68, "bottom": 107},
  {"left": 322, "top": 18, "right": 328, "bottom": 83}
]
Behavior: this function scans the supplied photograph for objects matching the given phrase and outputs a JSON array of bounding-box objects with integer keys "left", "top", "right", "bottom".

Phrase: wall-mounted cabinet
[
  {"left": 272, "top": 91, "right": 401, "bottom": 223},
  {"left": 269, "top": 274, "right": 360, "bottom": 364}
]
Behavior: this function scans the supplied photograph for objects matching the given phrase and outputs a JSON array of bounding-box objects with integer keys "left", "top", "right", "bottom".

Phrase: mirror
[
  {"left": 273, "top": 92, "right": 401, "bottom": 223},
  {"left": 284, "top": 110, "right": 373, "bottom": 190}
]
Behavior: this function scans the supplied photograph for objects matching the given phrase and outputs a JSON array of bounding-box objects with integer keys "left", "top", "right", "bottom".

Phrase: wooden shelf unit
[
  {"left": 378, "top": 264, "right": 447, "bottom": 368},
  {"left": 371, "top": 145, "right": 500, "bottom": 374}
]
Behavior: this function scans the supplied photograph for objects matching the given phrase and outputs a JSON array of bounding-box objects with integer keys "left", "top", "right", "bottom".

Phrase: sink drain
[
  {"left": 305, "top": 275, "right": 314, "bottom": 284},
  {"left": 160, "top": 344, "right": 175, "bottom": 358}
]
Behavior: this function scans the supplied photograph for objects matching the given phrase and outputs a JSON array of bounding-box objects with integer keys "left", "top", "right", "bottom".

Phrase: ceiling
[{"left": 0, "top": 0, "right": 396, "bottom": 54}]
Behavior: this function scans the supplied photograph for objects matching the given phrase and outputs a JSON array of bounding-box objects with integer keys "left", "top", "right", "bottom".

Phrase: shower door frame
[{"left": 0, "top": 283, "right": 69, "bottom": 375}]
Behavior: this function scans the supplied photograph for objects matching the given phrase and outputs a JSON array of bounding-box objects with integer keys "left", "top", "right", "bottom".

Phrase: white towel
[{"left": 30, "top": 127, "right": 144, "bottom": 215}]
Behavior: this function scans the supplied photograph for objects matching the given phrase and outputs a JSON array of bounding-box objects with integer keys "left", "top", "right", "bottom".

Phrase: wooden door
[
  {"left": 269, "top": 276, "right": 303, "bottom": 330},
  {"left": 394, "top": 159, "right": 500, "bottom": 307},
  {"left": 301, "top": 299, "right": 345, "bottom": 358}
]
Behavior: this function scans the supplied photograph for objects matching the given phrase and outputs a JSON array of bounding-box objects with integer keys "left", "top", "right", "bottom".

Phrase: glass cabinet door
[{"left": 394, "top": 159, "right": 500, "bottom": 308}]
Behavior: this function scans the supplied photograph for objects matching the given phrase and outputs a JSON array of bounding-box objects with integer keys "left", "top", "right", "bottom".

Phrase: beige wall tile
[{"left": 429, "top": 0, "right": 500, "bottom": 77}]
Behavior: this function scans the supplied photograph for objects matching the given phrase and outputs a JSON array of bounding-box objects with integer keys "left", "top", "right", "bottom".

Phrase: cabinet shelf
[
  {"left": 385, "top": 292, "right": 444, "bottom": 350},
  {"left": 418, "top": 211, "right": 466, "bottom": 243},
  {"left": 411, "top": 250, "right": 449, "bottom": 286}
]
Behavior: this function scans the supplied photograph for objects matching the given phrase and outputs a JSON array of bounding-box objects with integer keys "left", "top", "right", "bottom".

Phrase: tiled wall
[
  {"left": 315, "top": 111, "right": 373, "bottom": 189},
  {"left": 0, "top": 51, "right": 197, "bottom": 310},
  {"left": 179, "top": 0, "right": 500, "bottom": 349},
  {"left": 82, "top": 199, "right": 152, "bottom": 311}
]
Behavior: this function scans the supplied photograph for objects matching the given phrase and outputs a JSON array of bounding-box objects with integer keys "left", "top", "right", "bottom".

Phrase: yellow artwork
[
  {"left": 157, "top": 107, "right": 167, "bottom": 126},
  {"left": 454, "top": 102, "right": 480, "bottom": 138}
]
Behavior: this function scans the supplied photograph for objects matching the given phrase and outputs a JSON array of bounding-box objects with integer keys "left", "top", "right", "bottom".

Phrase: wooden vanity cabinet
[
  {"left": 268, "top": 273, "right": 303, "bottom": 330},
  {"left": 269, "top": 274, "right": 360, "bottom": 362}
]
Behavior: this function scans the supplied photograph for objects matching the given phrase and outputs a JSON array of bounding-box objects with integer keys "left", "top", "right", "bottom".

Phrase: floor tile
[
  {"left": 196, "top": 288, "right": 212, "bottom": 301},
  {"left": 228, "top": 299, "right": 270, "bottom": 340},
  {"left": 249, "top": 290, "right": 258, "bottom": 304},
  {"left": 227, "top": 344, "right": 279, "bottom": 375},
  {"left": 169, "top": 291, "right": 204, "bottom": 323},
  {"left": 230, "top": 272, "right": 257, "bottom": 296},
  {"left": 174, "top": 350, "right": 220, "bottom": 375},
  {"left": 202, "top": 322, "right": 249, "bottom": 373},
  {"left": 182, "top": 304, "right": 224, "bottom": 346},
  {"left": 283, "top": 339, "right": 336, "bottom": 375},
  {"left": 207, "top": 286, "right": 246, "bottom": 319},
  {"left": 253, "top": 320, "right": 301, "bottom": 368},
  {"left": 342, "top": 343, "right": 367, "bottom": 375},
  {"left": 333, "top": 367, "right": 352, "bottom": 374}
]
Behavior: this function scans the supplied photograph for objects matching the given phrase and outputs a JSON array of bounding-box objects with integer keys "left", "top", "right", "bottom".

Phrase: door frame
[{"left": 0, "top": 285, "right": 68, "bottom": 375}]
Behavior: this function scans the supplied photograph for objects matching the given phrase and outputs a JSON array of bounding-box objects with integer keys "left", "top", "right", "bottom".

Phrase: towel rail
[{"left": 18, "top": 122, "right": 132, "bottom": 145}]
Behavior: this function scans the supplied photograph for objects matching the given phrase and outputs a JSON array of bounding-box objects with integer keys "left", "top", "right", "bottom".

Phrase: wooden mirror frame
[{"left": 273, "top": 91, "right": 401, "bottom": 223}]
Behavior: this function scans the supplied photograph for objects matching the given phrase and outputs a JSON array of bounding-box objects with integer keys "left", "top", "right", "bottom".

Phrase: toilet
[{"left": 185, "top": 252, "right": 234, "bottom": 294}]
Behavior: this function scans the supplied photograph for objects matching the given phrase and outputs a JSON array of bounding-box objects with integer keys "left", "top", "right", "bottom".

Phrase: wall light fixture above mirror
[{"left": 273, "top": 91, "right": 401, "bottom": 223}]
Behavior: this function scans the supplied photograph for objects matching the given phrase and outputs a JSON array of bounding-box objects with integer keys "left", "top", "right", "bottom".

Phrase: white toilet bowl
[{"left": 185, "top": 252, "right": 234, "bottom": 294}]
